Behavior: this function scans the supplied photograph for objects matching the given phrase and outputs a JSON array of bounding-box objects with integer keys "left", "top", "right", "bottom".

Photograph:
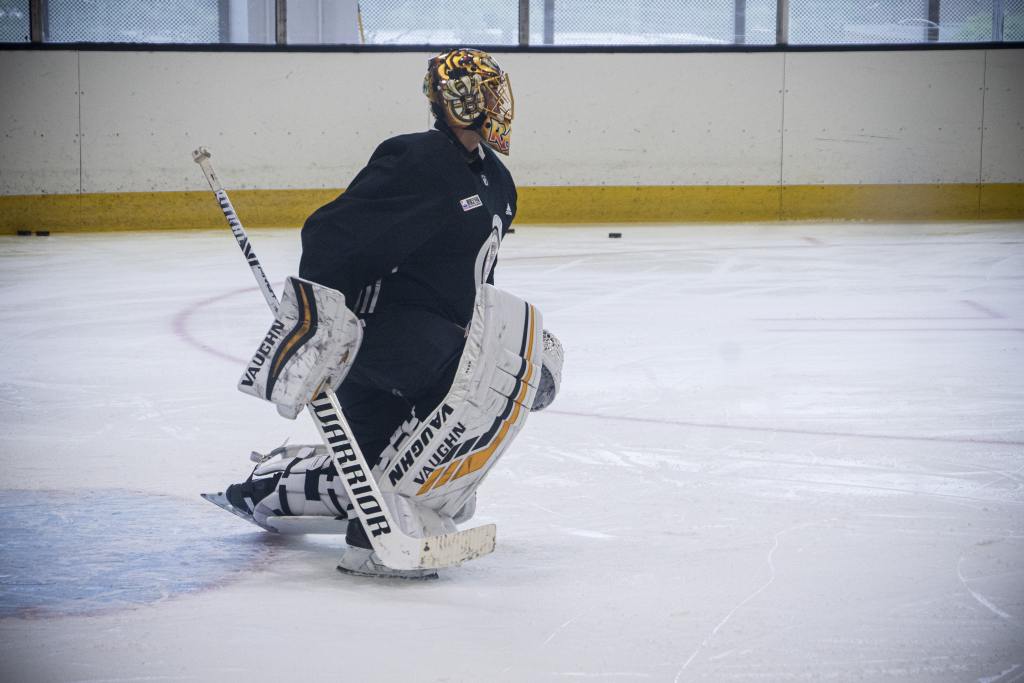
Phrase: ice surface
[{"left": 1, "top": 222, "right": 1022, "bottom": 682}]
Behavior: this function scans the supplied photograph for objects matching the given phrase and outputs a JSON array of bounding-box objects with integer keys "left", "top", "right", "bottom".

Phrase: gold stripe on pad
[
  {"left": 270, "top": 282, "right": 313, "bottom": 381},
  {"left": 416, "top": 466, "right": 445, "bottom": 495}
]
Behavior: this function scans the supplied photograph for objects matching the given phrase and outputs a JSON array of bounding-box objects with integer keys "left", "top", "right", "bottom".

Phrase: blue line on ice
[{"left": 0, "top": 489, "right": 268, "bottom": 617}]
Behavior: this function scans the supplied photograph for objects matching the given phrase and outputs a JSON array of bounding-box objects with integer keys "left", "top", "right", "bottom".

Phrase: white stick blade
[{"left": 417, "top": 523, "right": 497, "bottom": 569}]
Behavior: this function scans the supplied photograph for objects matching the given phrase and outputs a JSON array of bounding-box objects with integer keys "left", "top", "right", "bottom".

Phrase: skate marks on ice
[
  {"left": 542, "top": 431, "right": 1024, "bottom": 510},
  {"left": 957, "top": 556, "right": 1015, "bottom": 622},
  {"left": 547, "top": 409, "right": 1024, "bottom": 449},
  {"left": 0, "top": 489, "right": 274, "bottom": 617},
  {"left": 978, "top": 665, "right": 1024, "bottom": 683},
  {"left": 674, "top": 522, "right": 821, "bottom": 680},
  {"left": 525, "top": 421, "right": 1024, "bottom": 681}
]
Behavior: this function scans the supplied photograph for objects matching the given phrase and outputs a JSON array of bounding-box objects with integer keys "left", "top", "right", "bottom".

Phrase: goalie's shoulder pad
[
  {"left": 532, "top": 329, "right": 563, "bottom": 412},
  {"left": 238, "top": 276, "right": 362, "bottom": 419}
]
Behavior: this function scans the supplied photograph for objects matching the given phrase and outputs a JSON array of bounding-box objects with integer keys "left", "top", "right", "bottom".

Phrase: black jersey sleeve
[{"left": 298, "top": 136, "right": 454, "bottom": 304}]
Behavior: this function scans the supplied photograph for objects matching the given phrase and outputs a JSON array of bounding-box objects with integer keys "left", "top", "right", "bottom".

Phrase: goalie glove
[{"left": 238, "top": 276, "right": 362, "bottom": 419}]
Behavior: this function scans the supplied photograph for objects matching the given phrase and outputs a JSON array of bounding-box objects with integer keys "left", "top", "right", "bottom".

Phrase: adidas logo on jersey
[{"left": 505, "top": 203, "right": 513, "bottom": 216}]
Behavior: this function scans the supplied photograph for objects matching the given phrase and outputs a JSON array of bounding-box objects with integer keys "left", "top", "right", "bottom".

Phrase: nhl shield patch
[{"left": 460, "top": 195, "right": 483, "bottom": 212}]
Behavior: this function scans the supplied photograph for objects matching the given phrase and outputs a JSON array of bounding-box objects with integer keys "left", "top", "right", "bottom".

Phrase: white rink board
[
  {"left": 782, "top": 50, "right": 986, "bottom": 184},
  {"left": 75, "top": 50, "right": 785, "bottom": 190},
  {"left": 499, "top": 52, "right": 785, "bottom": 185},
  {"left": 78, "top": 51, "right": 433, "bottom": 193},
  {"left": 1, "top": 49, "right": 1023, "bottom": 194},
  {"left": 981, "top": 49, "right": 1024, "bottom": 183},
  {"left": 0, "top": 51, "right": 81, "bottom": 195}
]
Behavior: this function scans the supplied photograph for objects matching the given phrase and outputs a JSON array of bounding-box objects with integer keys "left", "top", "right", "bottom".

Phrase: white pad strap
[
  {"left": 377, "top": 284, "right": 543, "bottom": 521},
  {"left": 251, "top": 444, "right": 352, "bottom": 526},
  {"left": 238, "top": 276, "right": 362, "bottom": 419}
]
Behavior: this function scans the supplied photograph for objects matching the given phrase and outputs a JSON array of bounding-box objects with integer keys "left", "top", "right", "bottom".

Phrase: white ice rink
[{"left": 1, "top": 222, "right": 1023, "bottom": 682}]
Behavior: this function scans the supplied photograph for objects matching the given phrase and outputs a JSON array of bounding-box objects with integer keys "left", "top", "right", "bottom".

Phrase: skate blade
[
  {"left": 336, "top": 564, "right": 439, "bottom": 581},
  {"left": 200, "top": 492, "right": 276, "bottom": 532},
  {"left": 202, "top": 493, "right": 349, "bottom": 535}
]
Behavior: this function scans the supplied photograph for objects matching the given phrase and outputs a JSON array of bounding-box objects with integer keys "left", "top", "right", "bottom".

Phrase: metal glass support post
[
  {"left": 544, "top": 0, "right": 555, "bottom": 45},
  {"left": 928, "top": 0, "right": 940, "bottom": 42},
  {"left": 776, "top": 0, "right": 789, "bottom": 45},
  {"left": 519, "top": 0, "right": 529, "bottom": 46},
  {"left": 734, "top": 0, "right": 746, "bottom": 44},
  {"left": 993, "top": 0, "right": 1005, "bottom": 41},
  {"left": 218, "top": 0, "right": 230, "bottom": 43},
  {"left": 275, "top": 0, "right": 287, "bottom": 45},
  {"left": 29, "top": 0, "right": 43, "bottom": 42}
]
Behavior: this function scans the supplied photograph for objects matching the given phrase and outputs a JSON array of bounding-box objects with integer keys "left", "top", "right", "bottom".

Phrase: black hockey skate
[
  {"left": 202, "top": 448, "right": 349, "bottom": 535},
  {"left": 201, "top": 474, "right": 280, "bottom": 532}
]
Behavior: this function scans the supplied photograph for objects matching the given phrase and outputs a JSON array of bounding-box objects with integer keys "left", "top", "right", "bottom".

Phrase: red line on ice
[
  {"left": 172, "top": 285, "right": 260, "bottom": 365},
  {"left": 547, "top": 409, "right": 1024, "bottom": 447}
]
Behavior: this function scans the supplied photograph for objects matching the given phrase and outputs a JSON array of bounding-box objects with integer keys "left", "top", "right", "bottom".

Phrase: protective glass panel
[
  {"left": 288, "top": 0, "right": 360, "bottom": 44},
  {"left": 25, "top": 0, "right": 1021, "bottom": 47},
  {"left": 287, "top": 0, "right": 362, "bottom": 44},
  {"left": 0, "top": 0, "right": 30, "bottom": 42},
  {"left": 44, "top": 0, "right": 275, "bottom": 44},
  {"left": 789, "top": 0, "right": 932, "bottom": 44},
  {"left": 221, "top": 0, "right": 277, "bottom": 43},
  {"left": 1007, "top": 0, "right": 1024, "bottom": 40},
  {"left": 937, "top": 0, "right": 995, "bottom": 41},
  {"left": 743, "top": 0, "right": 780, "bottom": 44},
  {"left": 357, "top": 0, "right": 518, "bottom": 45},
  {"left": 529, "top": 0, "right": 773, "bottom": 45}
]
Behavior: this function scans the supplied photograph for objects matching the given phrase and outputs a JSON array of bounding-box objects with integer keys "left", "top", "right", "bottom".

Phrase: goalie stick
[{"left": 191, "top": 146, "right": 496, "bottom": 570}]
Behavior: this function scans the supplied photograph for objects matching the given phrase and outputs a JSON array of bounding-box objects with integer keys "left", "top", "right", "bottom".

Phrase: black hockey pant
[{"left": 335, "top": 307, "right": 466, "bottom": 548}]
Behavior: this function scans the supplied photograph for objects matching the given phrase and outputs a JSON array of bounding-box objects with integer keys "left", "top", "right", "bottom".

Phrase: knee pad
[{"left": 532, "top": 328, "right": 564, "bottom": 411}]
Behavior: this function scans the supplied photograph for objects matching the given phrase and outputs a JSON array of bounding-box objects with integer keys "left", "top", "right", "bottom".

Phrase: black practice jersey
[{"left": 299, "top": 129, "right": 517, "bottom": 328}]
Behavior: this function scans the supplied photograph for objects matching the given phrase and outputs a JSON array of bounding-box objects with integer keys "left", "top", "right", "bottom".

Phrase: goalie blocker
[{"left": 237, "top": 276, "right": 362, "bottom": 419}]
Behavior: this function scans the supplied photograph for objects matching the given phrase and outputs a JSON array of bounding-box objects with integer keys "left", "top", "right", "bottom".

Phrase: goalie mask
[{"left": 423, "top": 48, "right": 514, "bottom": 155}]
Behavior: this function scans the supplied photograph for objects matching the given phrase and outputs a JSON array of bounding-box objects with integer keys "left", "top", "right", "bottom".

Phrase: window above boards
[{"left": 1, "top": 0, "right": 1021, "bottom": 48}]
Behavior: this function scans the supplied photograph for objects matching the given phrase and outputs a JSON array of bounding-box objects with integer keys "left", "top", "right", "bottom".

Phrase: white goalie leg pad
[
  {"left": 238, "top": 276, "right": 362, "bottom": 420},
  {"left": 376, "top": 284, "right": 544, "bottom": 526},
  {"left": 380, "top": 491, "right": 458, "bottom": 538}
]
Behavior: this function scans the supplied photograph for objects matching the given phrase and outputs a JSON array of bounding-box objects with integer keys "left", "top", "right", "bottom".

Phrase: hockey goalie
[{"left": 204, "top": 48, "right": 564, "bottom": 579}]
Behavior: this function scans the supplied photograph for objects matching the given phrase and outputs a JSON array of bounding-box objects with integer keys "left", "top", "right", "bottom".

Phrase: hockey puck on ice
[
  {"left": 507, "top": 228, "right": 515, "bottom": 234},
  {"left": 36, "top": 230, "right": 50, "bottom": 236},
  {"left": 608, "top": 232, "right": 622, "bottom": 238},
  {"left": 16, "top": 230, "right": 31, "bottom": 236}
]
